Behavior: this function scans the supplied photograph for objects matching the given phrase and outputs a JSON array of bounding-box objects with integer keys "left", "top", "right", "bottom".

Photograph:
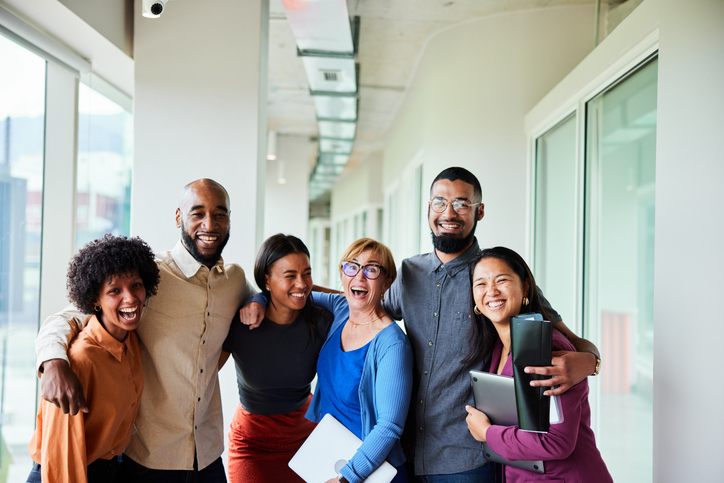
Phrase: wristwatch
[{"left": 589, "top": 353, "right": 601, "bottom": 376}]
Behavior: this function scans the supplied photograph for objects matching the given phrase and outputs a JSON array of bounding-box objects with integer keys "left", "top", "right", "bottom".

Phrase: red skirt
[{"left": 227, "top": 395, "right": 317, "bottom": 483}]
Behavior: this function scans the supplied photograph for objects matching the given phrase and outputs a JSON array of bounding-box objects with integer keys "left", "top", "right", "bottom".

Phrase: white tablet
[{"left": 288, "top": 413, "right": 398, "bottom": 483}]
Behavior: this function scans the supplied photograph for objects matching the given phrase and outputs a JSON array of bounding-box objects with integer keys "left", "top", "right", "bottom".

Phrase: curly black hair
[{"left": 66, "top": 234, "right": 161, "bottom": 314}]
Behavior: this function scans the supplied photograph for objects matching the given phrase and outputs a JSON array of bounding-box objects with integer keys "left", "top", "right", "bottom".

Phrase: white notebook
[{"left": 288, "top": 413, "right": 397, "bottom": 483}]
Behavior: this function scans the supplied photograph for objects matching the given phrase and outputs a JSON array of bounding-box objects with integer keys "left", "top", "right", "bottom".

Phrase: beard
[
  {"left": 180, "top": 222, "right": 230, "bottom": 266},
  {"left": 430, "top": 217, "right": 477, "bottom": 254}
]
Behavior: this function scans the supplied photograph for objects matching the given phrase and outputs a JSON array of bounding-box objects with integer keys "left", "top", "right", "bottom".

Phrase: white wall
[
  {"left": 132, "top": 0, "right": 269, "bottom": 274},
  {"left": 382, "top": 6, "right": 596, "bottom": 257},
  {"left": 654, "top": 0, "right": 724, "bottom": 479},
  {"left": 263, "top": 134, "right": 313, "bottom": 242}
]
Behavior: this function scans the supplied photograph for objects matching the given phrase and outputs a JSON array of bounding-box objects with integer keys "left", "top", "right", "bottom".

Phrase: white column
[
  {"left": 654, "top": 0, "right": 724, "bottom": 480},
  {"left": 39, "top": 63, "right": 78, "bottom": 321}
]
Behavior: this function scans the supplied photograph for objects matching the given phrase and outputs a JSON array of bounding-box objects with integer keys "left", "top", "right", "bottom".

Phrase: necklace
[{"left": 348, "top": 314, "right": 384, "bottom": 326}]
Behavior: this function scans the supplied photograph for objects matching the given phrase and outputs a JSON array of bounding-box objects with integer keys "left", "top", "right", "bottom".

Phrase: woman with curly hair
[{"left": 27, "top": 234, "right": 160, "bottom": 483}]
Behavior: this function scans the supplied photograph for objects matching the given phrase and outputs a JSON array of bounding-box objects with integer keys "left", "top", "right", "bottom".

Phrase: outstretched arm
[
  {"left": 35, "top": 305, "right": 89, "bottom": 415},
  {"left": 525, "top": 321, "right": 600, "bottom": 396}
]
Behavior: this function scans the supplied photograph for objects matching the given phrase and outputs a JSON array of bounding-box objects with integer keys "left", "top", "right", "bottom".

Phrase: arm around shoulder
[{"left": 36, "top": 305, "right": 90, "bottom": 415}]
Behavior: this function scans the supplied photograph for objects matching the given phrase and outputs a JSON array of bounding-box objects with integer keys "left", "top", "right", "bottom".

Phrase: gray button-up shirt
[{"left": 384, "top": 239, "right": 560, "bottom": 476}]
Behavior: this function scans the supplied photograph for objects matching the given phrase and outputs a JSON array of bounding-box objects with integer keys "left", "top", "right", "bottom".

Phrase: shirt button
[
  {"left": 200, "top": 369, "right": 204, "bottom": 373},
  {"left": 207, "top": 312, "right": 210, "bottom": 316},
  {"left": 424, "top": 371, "right": 428, "bottom": 375},
  {"left": 419, "top": 400, "right": 423, "bottom": 404},
  {"left": 110, "top": 450, "right": 115, "bottom": 455},
  {"left": 433, "top": 312, "right": 437, "bottom": 317},
  {"left": 198, "top": 398, "right": 201, "bottom": 402},
  {"left": 203, "top": 340, "right": 206, "bottom": 344},
  {"left": 437, "top": 283, "right": 440, "bottom": 287},
  {"left": 419, "top": 427, "right": 423, "bottom": 431},
  {"left": 428, "top": 341, "right": 433, "bottom": 346}
]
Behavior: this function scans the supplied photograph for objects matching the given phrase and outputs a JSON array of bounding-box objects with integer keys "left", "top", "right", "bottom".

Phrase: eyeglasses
[
  {"left": 341, "top": 261, "right": 386, "bottom": 280},
  {"left": 429, "top": 197, "right": 482, "bottom": 215}
]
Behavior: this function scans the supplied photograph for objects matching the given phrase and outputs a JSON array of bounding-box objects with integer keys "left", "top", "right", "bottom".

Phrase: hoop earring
[
  {"left": 94, "top": 305, "right": 101, "bottom": 312},
  {"left": 474, "top": 306, "right": 482, "bottom": 315},
  {"left": 523, "top": 297, "right": 529, "bottom": 306},
  {"left": 381, "top": 293, "right": 385, "bottom": 302}
]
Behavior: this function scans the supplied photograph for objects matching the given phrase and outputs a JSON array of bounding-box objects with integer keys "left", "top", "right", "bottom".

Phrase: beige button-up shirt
[{"left": 35, "top": 240, "right": 255, "bottom": 471}]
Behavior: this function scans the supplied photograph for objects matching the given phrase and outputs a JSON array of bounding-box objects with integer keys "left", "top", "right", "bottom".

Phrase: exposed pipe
[{"left": 594, "top": 0, "right": 601, "bottom": 47}]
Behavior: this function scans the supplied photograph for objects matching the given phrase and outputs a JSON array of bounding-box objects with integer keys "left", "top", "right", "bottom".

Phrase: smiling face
[
  {"left": 265, "top": 252, "right": 312, "bottom": 316},
  {"left": 342, "top": 249, "right": 391, "bottom": 315},
  {"left": 429, "top": 179, "right": 484, "bottom": 256},
  {"left": 472, "top": 257, "right": 529, "bottom": 325},
  {"left": 95, "top": 270, "right": 147, "bottom": 341},
  {"left": 176, "top": 180, "right": 230, "bottom": 267}
]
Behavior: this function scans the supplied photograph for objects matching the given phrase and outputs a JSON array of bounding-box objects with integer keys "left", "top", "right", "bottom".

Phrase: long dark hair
[
  {"left": 254, "top": 233, "right": 319, "bottom": 341},
  {"left": 462, "top": 246, "right": 555, "bottom": 366}
]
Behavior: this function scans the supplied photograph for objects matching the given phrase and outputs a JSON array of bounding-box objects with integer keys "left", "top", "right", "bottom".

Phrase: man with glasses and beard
[
  {"left": 35, "top": 178, "right": 258, "bottom": 483},
  {"left": 382, "top": 167, "right": 602, "bottom": 483}
]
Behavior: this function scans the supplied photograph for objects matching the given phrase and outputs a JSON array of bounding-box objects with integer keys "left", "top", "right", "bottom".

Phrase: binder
[{"left": 510, "top": 313, "right": 552, "bottom": 433}]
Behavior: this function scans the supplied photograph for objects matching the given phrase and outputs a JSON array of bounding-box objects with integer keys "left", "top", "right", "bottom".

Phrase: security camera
[{"left": 142, "top": 0, "right": 169, "bottom": 18}]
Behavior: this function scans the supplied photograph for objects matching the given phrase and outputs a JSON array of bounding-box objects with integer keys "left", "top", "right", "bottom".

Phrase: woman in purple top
[{"left": 464, "top": 247, "right": 612, "bottom": 483}]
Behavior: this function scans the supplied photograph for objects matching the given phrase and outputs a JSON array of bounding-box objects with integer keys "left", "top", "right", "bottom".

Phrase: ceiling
[{"left": 266, "top": 0, "right": 626, "bottom": 195}]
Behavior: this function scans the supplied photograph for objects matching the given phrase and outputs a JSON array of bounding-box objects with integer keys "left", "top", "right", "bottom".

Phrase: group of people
[{"left": 29, "top": 167, "right": 612, "bottom": 483}]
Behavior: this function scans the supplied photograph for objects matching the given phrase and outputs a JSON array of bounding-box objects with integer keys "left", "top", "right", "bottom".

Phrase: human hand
[
  {"left": 40, "top": 359, "right": 88, "bottom": 415},
  {"left": 238, "top": 302, "right": 265, "bottom": 330},
  {"left": 465, "top": 405, "right": 491, "bottom": 442},
  {"left": 524, "top": 350, "right": 597, "bottom": 396},
  {"left": 324, "top": 478, "right": 340, "bottom": 483}
]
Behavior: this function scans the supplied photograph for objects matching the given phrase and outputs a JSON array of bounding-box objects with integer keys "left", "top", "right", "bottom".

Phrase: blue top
[
  {"left": 316, "top": 322, "right": 368, "bottom": 438},
  {"left": 307, "top": 292, "right": 413, "bottom": 483}
]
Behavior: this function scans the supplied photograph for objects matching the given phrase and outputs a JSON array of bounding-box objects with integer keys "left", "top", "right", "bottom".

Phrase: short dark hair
[
  {"left": 254, "top": 234, "right": 320, "bottom": 340},
  {"left": 463, "top": 246, "right": 554, "bottom": 365},
  {"left": 431, "top": 167, "right": 482, "bottom": 202},
  {"left": 66, "top": 234, "right": 161, "bottom": 314}
]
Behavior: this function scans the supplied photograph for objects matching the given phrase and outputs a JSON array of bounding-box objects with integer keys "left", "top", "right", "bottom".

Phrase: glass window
[
  {"left": 584, "top": 57, "right": 657, "bottom": 482},
  {"left": 0, "top": 33, "right": 47, "bottom": 479},
  {"left": 76, "top": 82, "right": 133, "bottom": 249},
  {"left": 534, "top": 114, "right": 577, "bottom": 322}
]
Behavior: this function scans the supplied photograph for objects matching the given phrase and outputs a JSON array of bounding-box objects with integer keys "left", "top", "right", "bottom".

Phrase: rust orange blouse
[{"left": 29, "top": 315, "right": 144, "bottom": 483}]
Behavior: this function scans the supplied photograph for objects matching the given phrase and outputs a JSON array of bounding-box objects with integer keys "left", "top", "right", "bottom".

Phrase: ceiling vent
[{"left": 321, "top": 69, "right": 342, "bottom": 82}]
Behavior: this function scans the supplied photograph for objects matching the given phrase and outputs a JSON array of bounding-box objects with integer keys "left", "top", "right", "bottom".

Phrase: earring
[
  {"left": 381, "top": 293, "right": 386, "bottom": 302},
  {"left": 523, "top": 297, "right": 529, "bottom": 306},
  {"left": 474, "top": 306, "right": 482, "bottom": 315},
  {"left": 94, "top": 305, "right": 101, "bottom": 312},
  {"left": 265, "top": 286, "right": 270, "bottom": 291}
]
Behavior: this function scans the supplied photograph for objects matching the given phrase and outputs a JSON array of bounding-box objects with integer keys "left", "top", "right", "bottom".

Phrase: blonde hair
[{"left": 339, "top": 238, "right": 397, "bottom": 283}]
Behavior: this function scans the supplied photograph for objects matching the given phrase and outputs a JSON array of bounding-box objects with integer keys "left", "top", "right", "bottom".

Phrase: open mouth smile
[
  {"left": 197, "top": 233, "right": 220, "bottom": 247},
  {"left": 119, "top": 306, "right": 141, "bottom": 322}
]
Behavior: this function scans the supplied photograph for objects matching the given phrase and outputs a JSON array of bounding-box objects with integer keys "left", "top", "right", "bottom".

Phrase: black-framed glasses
[
  {"left": 429, "top": 197, "right": 482, "bottom": 215},
  {"left": 341, "top": 261, "right": 386, "bottom": 280}
]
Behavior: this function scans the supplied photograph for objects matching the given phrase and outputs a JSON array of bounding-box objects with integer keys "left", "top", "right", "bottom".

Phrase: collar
[
  {"left": 430, "top": 237, "right": 481, "bottom": 276},
  {"left": 86, "top": 315, "right": 128, "bottom": 362},
  {"left": 171, "top": 239, "right": 225, "bottom": 278}
]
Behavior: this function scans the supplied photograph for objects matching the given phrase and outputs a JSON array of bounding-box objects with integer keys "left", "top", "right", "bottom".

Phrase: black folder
[{"left": 510, "top": 313, "right": 552, "bottom": 433}]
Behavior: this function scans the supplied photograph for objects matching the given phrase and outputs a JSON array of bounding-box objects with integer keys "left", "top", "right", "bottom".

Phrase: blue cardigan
[{"left": 308, "top": 292, "right": 413, "bottom": 483}]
